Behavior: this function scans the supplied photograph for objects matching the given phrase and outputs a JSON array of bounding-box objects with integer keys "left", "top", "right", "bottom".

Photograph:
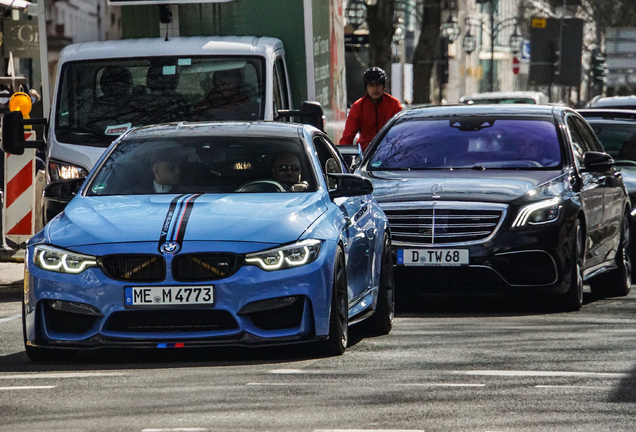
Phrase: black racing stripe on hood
[
  {"left": 174, "top": 194, "right": 202, "bottom": 245},
  {"left": 158, "top": 194, "right": 188, "bottom": 247}
]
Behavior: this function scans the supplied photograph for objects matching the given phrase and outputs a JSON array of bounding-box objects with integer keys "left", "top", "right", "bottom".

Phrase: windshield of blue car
[
  {"left": 587, "top": 122, "right": 636, "bottom": 162},
  {"left": 368, "top": 117, "right": 562, "bottom": 170},
  {"left": 86, "top": 136, "right": 317, "bottom": 195},
  {"left": 55, "top": 56, "right": 265, "bottom": 146}
]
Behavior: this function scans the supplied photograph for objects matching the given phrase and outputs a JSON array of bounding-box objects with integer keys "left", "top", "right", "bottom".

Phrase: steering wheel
[{"left": 235, "top": 180, "right": 288, "bottom": 193}]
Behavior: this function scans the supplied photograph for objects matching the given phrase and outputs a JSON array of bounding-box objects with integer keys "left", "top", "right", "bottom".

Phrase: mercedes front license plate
[
  {"left": 124, "top": 286, "right": 214, "bottom": 306},
  {"left": 397, "top": 249, "right": 469, "bottom": 266}
]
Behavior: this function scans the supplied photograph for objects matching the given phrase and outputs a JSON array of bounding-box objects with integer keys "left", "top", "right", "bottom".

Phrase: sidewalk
[{"left": 0, "top": 262, "right": 24, "bottom": 287}]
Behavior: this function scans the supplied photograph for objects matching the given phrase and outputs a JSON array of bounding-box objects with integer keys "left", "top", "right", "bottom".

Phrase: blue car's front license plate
[
  {"left": 397, "top": 249, "right": 469, "bottom": 266},
  {"left": 124, "top": 286, "right": 214, "bottom": 306}
]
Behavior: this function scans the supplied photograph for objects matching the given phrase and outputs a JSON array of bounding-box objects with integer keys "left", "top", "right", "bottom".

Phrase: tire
[
  {"left": 22, "top": 299, "right": 77, "bottom": 362},
  {"left": 559, "top": 218, "right": 584, "bottom": 312},
  {"left": 321, "top": 245, "right": 348, "bottom": 356},
  {"left": 363, "top": 233, "right": 395, "bottom": 335},
  {"left": 590, "top": 214, "right": 632, "bottom": 298}
]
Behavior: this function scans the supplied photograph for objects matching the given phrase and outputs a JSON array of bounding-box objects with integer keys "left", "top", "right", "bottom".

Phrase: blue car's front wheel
[{"left": 321, "top": 245, "right": 348, "bottom": 356}]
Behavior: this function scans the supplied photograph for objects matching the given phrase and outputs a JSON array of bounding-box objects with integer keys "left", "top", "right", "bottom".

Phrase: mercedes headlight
[
  {"left": 34, "top": 245, "right": 98, "bottom": 274},
  {"left": 245, "top": 239, "right": 322, "bottom": 271},
  {"left": 512, "top": 198, "right": 562, "bottom": 228}
]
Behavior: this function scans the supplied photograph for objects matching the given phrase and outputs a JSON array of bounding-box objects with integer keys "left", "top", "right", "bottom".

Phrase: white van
[
  {"left": 46, "top": 36, "right": 298, "bottom": 182},
  {"left": 459, "top": 91, "right": 550, "bottom": 105}
]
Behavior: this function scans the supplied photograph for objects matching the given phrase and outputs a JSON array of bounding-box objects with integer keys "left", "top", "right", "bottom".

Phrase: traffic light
[{"left": 590, "top": 48, "right": 606, "bottom": 86}]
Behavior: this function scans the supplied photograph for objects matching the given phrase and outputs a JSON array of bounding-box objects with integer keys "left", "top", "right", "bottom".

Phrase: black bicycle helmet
[{"left": 363, "top": 67, "right": 387, "bottom": 86}]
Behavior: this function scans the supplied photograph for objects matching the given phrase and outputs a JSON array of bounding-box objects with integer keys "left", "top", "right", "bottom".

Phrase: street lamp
[
  {"left": 462, "top": 18, "right": 481, "bottom": 55},
  {"left": 509, "top": 25, "right": 524, "bottom": 56},
  {"left": 345, "top": 1, "right": 367, "bottom": 29},
  {"left": 440, "top": 14, "right": 460, "bottom": 44}
]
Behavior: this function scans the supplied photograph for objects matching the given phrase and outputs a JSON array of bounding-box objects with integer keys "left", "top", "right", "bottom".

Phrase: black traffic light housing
[
  {"left": 590, "top": 48, "right": 606, "bottom": 85},
  {"left": 1, "top": 111, "right": 46, "bottom": 155}
]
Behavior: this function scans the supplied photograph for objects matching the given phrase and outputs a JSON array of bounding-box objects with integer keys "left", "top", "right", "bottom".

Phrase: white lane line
[
  {"left": 0, "top": 314, "right": 21, "bottom": 323},
  {"left": 314, "top": 430, "right": 425, "bottom": 432},
  {"left": 535, "top": 385, "right": 614, "bottom": 390},
  {"left": 0, "top": 372, "right": 126, "bottom": 379},
  {"left": 453, "top": 370, "right": 627, "bottom": 378},
  {"left": 142, "top": 429, "right": 210, "bottom": 432},
  {"left": 0, "top": 386, "right": 55, "bottom": 390},
  {"left": 402, "top": 383, "right": 485, "bottom": 387}
]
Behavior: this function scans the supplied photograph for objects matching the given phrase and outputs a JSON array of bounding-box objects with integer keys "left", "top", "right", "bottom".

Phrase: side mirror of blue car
[{"left": 327, "top": 173, "right": 373, "bottom": 200}]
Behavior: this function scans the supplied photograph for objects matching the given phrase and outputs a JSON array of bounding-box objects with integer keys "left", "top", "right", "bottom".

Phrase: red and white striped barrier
[{"left": 3, "top": 130, "right": 36, "bottom": 246}]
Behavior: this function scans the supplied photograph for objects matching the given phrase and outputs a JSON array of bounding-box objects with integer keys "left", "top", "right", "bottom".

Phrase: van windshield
[{"left": 55, "top": 56, "right": 265, "bottom": 147}]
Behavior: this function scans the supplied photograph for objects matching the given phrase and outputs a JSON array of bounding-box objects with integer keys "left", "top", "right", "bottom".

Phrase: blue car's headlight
[
  {"left": 34, "top": 245, "right": 98, "bottom": 274},
  {"left": 512, "top": 198, "right": 562, "bottom": 228},
  {"left": 245, "top": 239, "right": 322, "bottom": 271}
]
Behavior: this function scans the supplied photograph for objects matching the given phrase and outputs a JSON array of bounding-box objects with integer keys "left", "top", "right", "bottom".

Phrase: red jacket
[{"left": 339, "top": 93, "right": 402, "bottom": 151}]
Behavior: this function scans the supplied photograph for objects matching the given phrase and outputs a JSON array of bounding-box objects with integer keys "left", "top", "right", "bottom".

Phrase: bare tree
[
  {"left": 412, "top": 0, "right": 443, "bottom": 104},
  {"left": 365, "top": 0, "right": 396, "bottom": 89}
]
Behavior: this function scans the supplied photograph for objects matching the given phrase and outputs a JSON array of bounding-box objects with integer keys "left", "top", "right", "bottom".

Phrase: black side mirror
[
  {"left": 1, "top": 111, "right": 47, "bottom": 155},
  {"left": 276, "top": 101, "right": 325, "bottom": 131},
  {"left": 42, "top": 178, "right": 86, "bottom": 224},
  {"left": 583, "top": 151, "right": 614, "bottom": 171},
  {"left": 327, "top": 173, "right": 373, "bottom": 200}
]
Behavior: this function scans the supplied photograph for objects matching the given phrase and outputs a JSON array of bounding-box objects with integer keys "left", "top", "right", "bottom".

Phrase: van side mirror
[
  {"left": 276, "top": 101, "right": 326, "bottom": 131},
  {"left": 1, "top": 111, "right": 47, "bottom": 155},
  {"left": 42, "top": 177, "right": 86, "bottom": 224}
]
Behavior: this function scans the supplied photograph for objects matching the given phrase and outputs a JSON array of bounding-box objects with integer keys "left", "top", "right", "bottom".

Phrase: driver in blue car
[{"left": 271, "top": 152, "right": 308, "bottom": 191}]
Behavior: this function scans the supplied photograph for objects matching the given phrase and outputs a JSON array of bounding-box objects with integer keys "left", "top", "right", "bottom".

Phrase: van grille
[{"left": 381, "top": 202, "right": 507, "bottom": 246}]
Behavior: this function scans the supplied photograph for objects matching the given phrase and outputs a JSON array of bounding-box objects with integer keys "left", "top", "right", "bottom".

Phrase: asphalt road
[{"left": 1, "top": 285, "right": 636, "bottom": 432}]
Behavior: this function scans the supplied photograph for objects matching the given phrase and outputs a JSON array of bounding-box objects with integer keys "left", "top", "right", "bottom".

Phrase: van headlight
[
  {"left": 512, "top": 198, "right": 562, "bottom": 228},
  {"left": 245, "top": 239, "right": 322, "bottom": 271},
  {"left": 34, "top": 245, "right": 98, "bottom": 274}
]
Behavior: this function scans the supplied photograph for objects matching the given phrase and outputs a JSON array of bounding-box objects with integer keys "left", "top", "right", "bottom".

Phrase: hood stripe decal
[
  {"left": 174, "top": 194, "right": 201, "bottom": 244},
  {"left": 158, "top": 194, "right": 202, "bottom": 252}
]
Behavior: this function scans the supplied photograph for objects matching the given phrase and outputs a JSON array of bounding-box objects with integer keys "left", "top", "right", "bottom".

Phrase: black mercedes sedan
[{"left": 356, "top": 105, "right": 631, "bottom": 310}]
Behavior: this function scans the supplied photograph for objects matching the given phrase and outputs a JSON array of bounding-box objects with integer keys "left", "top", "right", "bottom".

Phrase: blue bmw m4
[{"left": 23, "top": 122, "right": 393, "bottom": 360}]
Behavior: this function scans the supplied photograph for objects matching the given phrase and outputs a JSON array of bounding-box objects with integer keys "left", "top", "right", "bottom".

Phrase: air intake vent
[
  {"left": 100, "top": 254, "right": 166, "bottom": 282},
  {"left": 104, "top": 309, "right": 238, "bottom": 333}
]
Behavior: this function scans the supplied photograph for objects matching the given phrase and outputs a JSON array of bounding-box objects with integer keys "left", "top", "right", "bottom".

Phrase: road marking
[
  {"left": 0, "top": 372, "right": 126, "bottom": 379},
  {"left": 453, "top": 370, "right": 627, "bottom": 378},
  {"left": 402, "top": 383, "right": 485, "bottom": 387},
  {"left": 0, "top": 314, "right": 21, "bottom": 323},
  {"left": 142, "top": 429, "right": 210, "bottom": 432},
  {"left": 269, "top": 368, "right": 306, "bottom": 374},
  {"left": 535, "top": 385, "right": 614, "bottom": 390},
  {"left": 314, "top": 430, "right": 425, "bottom": 432},
  {"left": 0, "top": 385, "right": 55, "bottom": 390}
]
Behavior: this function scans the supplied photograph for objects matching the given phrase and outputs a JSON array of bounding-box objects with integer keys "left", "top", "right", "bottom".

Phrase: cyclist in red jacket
[{"left": 339, "top": 67, "right": 402, "bottom": 151}]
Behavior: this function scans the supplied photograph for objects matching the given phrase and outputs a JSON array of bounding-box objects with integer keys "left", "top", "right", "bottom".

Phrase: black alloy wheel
[
  {"left": 559, "top": 218, "right": 584, "bottom": 312},
  {"left": 363, "top": 233, "right": 395, "bottom": 335},
  {"left": 590, "top": 213, "right": 632, "bottom": 298},
  {"left": 322, "top": 245, "right": 348, "bottom": 356}
]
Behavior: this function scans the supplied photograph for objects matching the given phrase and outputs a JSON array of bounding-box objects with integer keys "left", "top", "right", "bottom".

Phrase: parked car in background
[
  {"left": 356, "top": 105, "right": 631, "bottom": 310},
  {"left": 20, "top": 121, "right": 393, "bottom": 361},
  {"left": 585, "top": 95, "right": 636, "bottom": 110},
  {"left": 459, "top": 91, "right": 549, "bottom": 105}
]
